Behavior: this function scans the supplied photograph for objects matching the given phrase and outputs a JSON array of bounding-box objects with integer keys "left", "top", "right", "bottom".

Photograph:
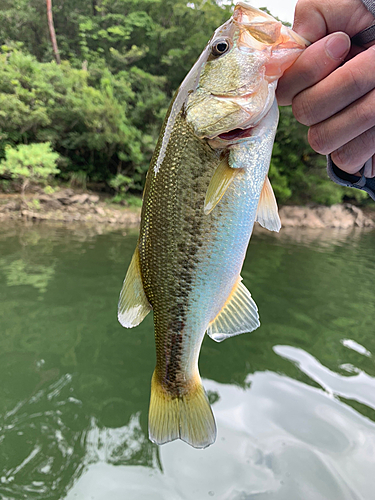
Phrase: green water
[{"left": 0, "top": 222, "right": 374, "bottom": 500}]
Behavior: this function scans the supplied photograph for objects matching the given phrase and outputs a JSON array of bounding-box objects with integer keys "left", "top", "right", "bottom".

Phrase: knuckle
[
  {"left": 361, "top": 127, "right": 375, "bottom": 154},
  {"left": 345, "top": 65, "right": 370, "bottom": 97},
  {"left": 294, "top": 0, "right": 309, "bottom": 17},
  {"left": 295, "top": 0, "right": 308, "bottom": 10},
  {"left": 292, "top": 94, "right": 316, "bottom": 126},
  {"left": 308, "top": 125, "right": 330, "bottom": 154},
  {"left": 332, "top": 130, "right": 375, "bottom": 171},
  {"left": 294, "top": 0, "right": 319, "bottom": 26},
  {"left": 331, "top": 147, "right": 350, "bottom": 169},
  {"left": 354, "top": 99, "right": 375, "bottom": 128},
  {"left": 299, "top": 64, "right": 319, "bottom": 88}
]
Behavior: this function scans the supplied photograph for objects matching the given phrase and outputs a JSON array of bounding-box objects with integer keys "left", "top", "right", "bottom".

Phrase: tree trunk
[
  {"left": 46, "top": 0, "right": 61, "bottom": 64},
  {"left": 21, "top": 178, "right": 29, "bottom": 208}
]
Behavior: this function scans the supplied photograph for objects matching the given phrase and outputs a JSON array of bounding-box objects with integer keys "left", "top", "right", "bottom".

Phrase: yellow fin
[
  {"left": 118, "top": 246, "right": 152, "bottom": 328},
  {"left": 207, "top": 277, "right": 260, "bottom": 342},
  {"left": 255, "top": 176, "right": 281, "bottom": 232},
  {"left": 148, "top": 371, "right": 216, "bottom": 449},
  {"left": 204, "top": 156, "right": 241, "bottom": 215}
]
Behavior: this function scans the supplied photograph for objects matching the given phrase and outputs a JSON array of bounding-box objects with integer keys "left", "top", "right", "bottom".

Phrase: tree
[
  {"left": 0, "top": 0, "right": 368, "bottom": 205},
  {"left": 0, "top": 142, "right": 60, "bottom": 203},
  {"left": 46, "top": 0, "right": 61, "bottom": 64}
]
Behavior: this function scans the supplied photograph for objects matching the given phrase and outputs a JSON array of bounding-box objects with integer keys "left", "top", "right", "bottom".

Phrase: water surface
[{"left": 0, "top": 222, "right": 374, "bottom": 500}]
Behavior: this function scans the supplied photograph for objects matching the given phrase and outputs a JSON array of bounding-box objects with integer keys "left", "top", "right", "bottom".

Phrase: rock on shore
[
  {"left": 0, "top": 189, "right": 140, "bottom": 227},
  {"left": 279, "top": 204, "right": 375, "bottom": 229},
  {"left": 0, "top": 189, "right": 374, "bottom": 229}
]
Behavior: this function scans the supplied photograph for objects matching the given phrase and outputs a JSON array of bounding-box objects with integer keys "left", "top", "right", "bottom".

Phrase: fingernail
[{"left": 325, "top": 33, "right": 350, "bottom": 60}]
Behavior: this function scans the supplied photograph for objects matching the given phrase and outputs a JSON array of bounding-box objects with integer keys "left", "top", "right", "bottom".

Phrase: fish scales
[
  {"left": 118, "top": 2, "right": 308, "bottom": 448},
  {"left": 140, "top": 109, "right": 220, "bottom": 394}
]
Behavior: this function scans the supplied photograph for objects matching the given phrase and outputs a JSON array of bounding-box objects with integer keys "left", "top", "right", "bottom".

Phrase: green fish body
[{"left": 118, "top": 2, "right": 307, "bottom": 448}]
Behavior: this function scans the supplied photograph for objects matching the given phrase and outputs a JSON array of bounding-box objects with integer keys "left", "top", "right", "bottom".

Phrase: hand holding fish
[{"left": 276, "top": 0, "right": 375, "bottom": 177}]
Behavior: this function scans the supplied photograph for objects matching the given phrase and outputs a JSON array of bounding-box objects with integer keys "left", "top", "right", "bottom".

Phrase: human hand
[{"left": 276, "top": 0, "right": 375, "bottom": 176}]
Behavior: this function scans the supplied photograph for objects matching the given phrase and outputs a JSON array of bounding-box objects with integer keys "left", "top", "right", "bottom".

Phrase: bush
[
  {"left": 0, "top": 48, "right": 164, "bottom": 188},
  {"left": 0, "top": 142, "right": 60, "bottom": 199},
  {"left": 0, "top": 1, "right": 369, "bottom": 206}
]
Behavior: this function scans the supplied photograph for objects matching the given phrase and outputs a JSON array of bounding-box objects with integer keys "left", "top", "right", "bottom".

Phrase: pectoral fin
[
  {"left": 207, "top": 277, "right": 260, "bottom": 342},
  {"left": 204, "top": 156, "right": 241, "bottom": 215},
  {"left": 255, "top": 176, "right": 281, "bottom": 232},
  {"left": 118, "top": 246, "right": 152, "bottom": 328}
]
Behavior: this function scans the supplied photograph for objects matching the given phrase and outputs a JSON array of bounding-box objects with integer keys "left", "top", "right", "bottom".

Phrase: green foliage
[
  {"left": 0, "top": 142, "right": 60, "bottom": 195},
  {"left": 0, "top": 0, "right": 368, "bottom": 205},
  {"left": 125, "top": 195, "right": 143, "bottom": 207},
  {"left": 270, "top": 107, "right": 366, "bottom": 205},
  {"left": 0, "top": 47, "right": 156, "bottom": 185},
  {"left": 29, "top": 198, "right": 41, "bottom": 210},
  {"left": 70, "top": 171, "right": 88, "bottom": 190},
  {"left": 109, "top": 172, "right": 136, "bottom": 203},
  {"left": 0, "top": 179, "right": 12, "bottom": 193},
  {"left": 44, "top": 185, "right": 57, "bottom": 195},
  {"left": 0, "top": 0, "right": 50, "bottom": 61},
  {"left": 109, "top": 192, "right": 142, "bottom": 206},
  {"left": 109, "top": 173, "right": 134, "bottom": 192}
]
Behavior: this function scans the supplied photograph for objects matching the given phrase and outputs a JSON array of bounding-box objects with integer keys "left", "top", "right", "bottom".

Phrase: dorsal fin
[
  {"left": 118, "top": 246, "right": 152, "bottom": 328},
  {"left": 204, "top": 156, "right": 241, "bottom": 215},
  {"left": 255, "top": 176, "right": 281, "bottom": 232},
  {"left": 207, "top": 277, "right": 260, "bottom": 342}
]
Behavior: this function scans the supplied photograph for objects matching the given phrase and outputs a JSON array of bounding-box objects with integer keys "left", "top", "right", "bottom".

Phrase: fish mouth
[
  {"left": 218, "top": 126, "right": 253, "bottom": 141},
  {"left": 206, "top": 124, "right": 255, "bottom": 149}
]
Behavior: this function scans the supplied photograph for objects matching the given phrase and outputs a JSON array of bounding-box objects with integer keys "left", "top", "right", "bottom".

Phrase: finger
[
  {"left": 307, "top": 88, "right": 375, "bottom": 156},
  {"left": 292, "top": 0, "right": 374, "bottom": 41},
  {"left": 276, "top": 32, "right": 350, "bottom": 106},
  {"left": 330, "top": 128, "right": 375, "bottom": 174},
  {"left": 364, "top": 156, "right": 375, "bottom": 178},
  {"left": 293, "top": 45, "right": 375, "bottom": 126},
  {"left": 292, "top": 0, "right": 327, "bottom": 42}
]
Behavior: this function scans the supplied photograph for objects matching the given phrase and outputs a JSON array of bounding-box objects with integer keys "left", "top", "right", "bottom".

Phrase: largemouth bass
[{"left": 118, "top": 2, "right": 307, "bottom": 449}]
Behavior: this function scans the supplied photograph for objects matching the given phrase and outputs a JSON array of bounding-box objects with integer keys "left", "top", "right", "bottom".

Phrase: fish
[{"left": 118, "top": 2, "right": 307, "bottom": 449}]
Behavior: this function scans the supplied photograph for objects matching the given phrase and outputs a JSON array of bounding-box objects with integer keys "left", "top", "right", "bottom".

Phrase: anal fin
[
  {"left": 207, "top": 277, "right": 260, "bottom": 342},
  {"left": 118, "top": 246, "right": 152, "bottom": 328}
]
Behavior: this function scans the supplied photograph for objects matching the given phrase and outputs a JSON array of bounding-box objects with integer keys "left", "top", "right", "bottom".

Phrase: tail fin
[{"left": 148, "top": 371, "right": 216, "bottom": 449}]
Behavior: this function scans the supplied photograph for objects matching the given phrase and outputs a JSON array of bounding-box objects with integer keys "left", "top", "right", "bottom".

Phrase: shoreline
[
  {"left": 0, "top": 189, "right": 141, "bottom": 228},
  {"left": 1, "top": 188, "right": 374, "bottom": 230}
]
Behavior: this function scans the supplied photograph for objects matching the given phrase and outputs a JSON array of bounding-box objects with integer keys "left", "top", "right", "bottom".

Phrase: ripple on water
[
  {"left": 65, "top": 372, "right": 375, "bottom": 500},
  {"left": 1, "top": 224, "right": 375, "bottom": 500}
]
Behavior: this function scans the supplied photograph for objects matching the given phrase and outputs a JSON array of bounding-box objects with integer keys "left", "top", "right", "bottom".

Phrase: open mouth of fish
[
  {"left": 218, "top": 126, "right": 253, "bottom": 141},
  {"left": 206, "top": 123, "right": 255, "bottom": 148}
]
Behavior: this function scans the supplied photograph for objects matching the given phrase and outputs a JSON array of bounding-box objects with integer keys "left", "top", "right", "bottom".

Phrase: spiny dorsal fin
[
  {"left": 204, "top": 155, "right": 241, "bottom": 215},
  {"left": 255, "top": 176, "right": 281, "bottom": 232},
  {"left": 118, "top": 246, "right": 152, "bottom": 328},
  {"left": 207, "top": 277, "right": 260, "bottom": 342}
]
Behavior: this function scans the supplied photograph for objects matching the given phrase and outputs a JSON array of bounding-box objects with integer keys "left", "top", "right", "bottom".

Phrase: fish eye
[{"left": 211, "top": 39, "right": 230, "bottom": 57}]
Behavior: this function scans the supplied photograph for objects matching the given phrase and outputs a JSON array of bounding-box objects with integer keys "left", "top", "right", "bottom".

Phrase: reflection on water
[
  {"left": 0, "top": 222, "right": 375, "bottom": 500},
  {"left": 275, "top": 345, "right": 375, "bottom": 411}
]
